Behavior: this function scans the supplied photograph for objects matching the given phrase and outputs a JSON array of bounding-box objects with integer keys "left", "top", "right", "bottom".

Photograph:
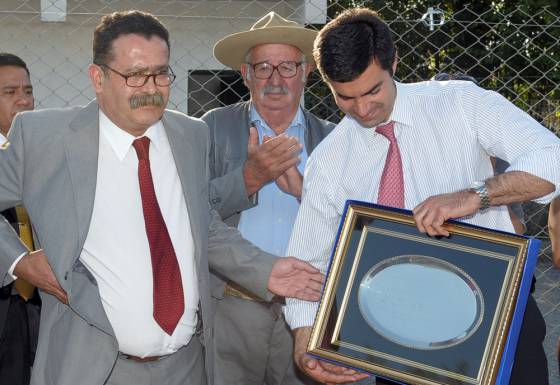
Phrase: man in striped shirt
[{"left": 286, "top": 7, "right": 560, "bottom": 385}]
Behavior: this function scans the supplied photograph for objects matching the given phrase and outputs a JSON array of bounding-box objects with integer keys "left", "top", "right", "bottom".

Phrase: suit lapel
[
  {"left": 242, "top": 102, "right": 257, "bottom": 205},
  {"left": 63, "top": 100, "right": 99, "bottom": 253},
  {"left": 162, "top": 112, "right": 202, "bottom": 272},
  {"left": 241, "top": 101, "right": 251, "bottom": 157},
  {"left": 61, "top": 101, "right": 117, "bottom": 336}
]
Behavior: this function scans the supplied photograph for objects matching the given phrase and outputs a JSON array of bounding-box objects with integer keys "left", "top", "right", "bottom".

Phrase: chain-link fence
[{"left": 2, "top": 0, "right": 560, "bottom": 382}]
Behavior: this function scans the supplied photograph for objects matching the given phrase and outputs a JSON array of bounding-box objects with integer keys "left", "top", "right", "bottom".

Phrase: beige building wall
[{"left": 0, "top": 0, "right": 323, "bottom": 112}]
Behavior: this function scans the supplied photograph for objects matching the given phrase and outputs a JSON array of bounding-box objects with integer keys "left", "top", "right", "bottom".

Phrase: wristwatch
[{"left": 469, "top": 181, "right": 490, "bottom": 211}]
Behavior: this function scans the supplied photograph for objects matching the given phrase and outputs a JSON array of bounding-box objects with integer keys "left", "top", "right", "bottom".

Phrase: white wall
[{"left": 0, "top": 0, "right": 324, "bottom": 112}]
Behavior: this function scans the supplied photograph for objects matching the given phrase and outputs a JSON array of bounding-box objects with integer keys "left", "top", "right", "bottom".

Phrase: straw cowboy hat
[{"left": 213, "top": 11, "right": 318, "bottom": 69}]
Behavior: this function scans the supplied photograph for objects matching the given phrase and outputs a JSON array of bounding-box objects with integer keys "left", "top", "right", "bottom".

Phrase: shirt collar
[
  {"left": 249, "top": 103, "right": 305, "bottom": 135},
  {"left": 348, "top": 81, "right": 414, "bottom": 130},
  {"left": 0, "top": 132, "right": 7, "bottom": 146},
  {"left": 99, "top": 110, "right": 165, "bottom": 161},
  {"left": 387, "top": 81, "right": 414, "bottom": 128}
]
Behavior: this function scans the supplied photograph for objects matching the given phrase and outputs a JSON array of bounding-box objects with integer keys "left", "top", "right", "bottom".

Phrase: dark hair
[
  {"left": 93, "top": 10, "right": 170, "bottom": 66},
  {"left": 0, "top": 53, "right": 30, "bottom": 76},
  {"left": 314, "top": 8, "right": 396, "bottom": 82},
  {"left": 432, "top": 72, "right": 478, "bottom": 85}
]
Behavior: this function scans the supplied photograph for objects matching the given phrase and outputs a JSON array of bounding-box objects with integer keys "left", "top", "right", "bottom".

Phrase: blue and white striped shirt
[{"left": 284, "top": 80, "right": 560, "bottom": 329}]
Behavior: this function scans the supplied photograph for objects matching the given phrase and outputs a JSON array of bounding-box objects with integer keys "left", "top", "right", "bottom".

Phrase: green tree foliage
[{"left": 305, "top": 0, "right": 559, "bottom": 130}]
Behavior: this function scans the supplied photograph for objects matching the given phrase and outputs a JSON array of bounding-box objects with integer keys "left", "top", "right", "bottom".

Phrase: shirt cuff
[
  {"left": 284, "top": 298, "right": 319, "bottom": 329},
  {"left": 8, "top": 251, "right": 28, "bottom": 279}
]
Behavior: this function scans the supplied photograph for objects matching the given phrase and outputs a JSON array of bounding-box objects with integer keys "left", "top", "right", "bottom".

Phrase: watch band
[{"left": 473, "top": 184, "right": 490, "bottom": 210}]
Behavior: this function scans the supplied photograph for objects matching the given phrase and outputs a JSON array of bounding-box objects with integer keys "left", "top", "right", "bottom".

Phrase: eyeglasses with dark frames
[
  {"left": 247, "top": 61, "right": 303, "bottom": 79},
  {"left": 100, "top": 64, "right": 176, "bottom": 87}
]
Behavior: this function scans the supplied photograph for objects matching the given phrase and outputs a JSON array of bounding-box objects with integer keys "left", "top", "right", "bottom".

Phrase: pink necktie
[
  {"left": 133, "top": 137, "right": 184, "bottom": 335},
  {"left": 376, "top": 121, "right": 405, "bottom": 208}
]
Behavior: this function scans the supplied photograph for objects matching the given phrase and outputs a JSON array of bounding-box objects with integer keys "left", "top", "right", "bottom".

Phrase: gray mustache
[
  {"left": 263, "top": 86, "right": 289, "bottom": 95},
  {"left": 129, "top": 93, "right": 165, "bottom": 109}
]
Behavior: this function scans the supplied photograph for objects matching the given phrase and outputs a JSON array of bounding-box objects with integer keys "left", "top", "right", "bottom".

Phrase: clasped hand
[{"left": 243, "top": 126, "right": 303, "bottom": 197}]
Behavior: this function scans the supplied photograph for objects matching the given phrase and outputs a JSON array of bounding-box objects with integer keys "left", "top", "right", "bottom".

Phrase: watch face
[{"left": 470, "top": 181, "right": 485, "bottom": 190}]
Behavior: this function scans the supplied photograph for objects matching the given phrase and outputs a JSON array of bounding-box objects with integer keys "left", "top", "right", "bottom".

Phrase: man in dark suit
[
  {"left": 0, "top": 52, "right": 39, "bottom": 385},
  {"left": 0, "top": 11, "right": 323, "bottom": 385}
]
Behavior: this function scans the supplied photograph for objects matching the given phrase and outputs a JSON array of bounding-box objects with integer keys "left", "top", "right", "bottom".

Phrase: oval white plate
[{"left": 358, "top": 255, "right": 484, "bottom": 350}]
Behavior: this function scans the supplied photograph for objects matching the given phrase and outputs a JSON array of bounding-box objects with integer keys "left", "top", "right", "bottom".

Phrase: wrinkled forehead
[
  {"left": 247, "top": 43, "right": 304, "bottom": 62},
  {"left": 109, "top": 34, "right": 170, "bottom": 67}
]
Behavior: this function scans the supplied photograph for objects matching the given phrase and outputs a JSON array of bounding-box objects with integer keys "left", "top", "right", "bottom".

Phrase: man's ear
[
  {"left": 240, "top": 63, "right": 250, "bottom": 87},
  {"left": 391, "top": 52, "right": 398, "bottom": 75},
  {"left": 88, "top": 64, "right": 105, "bottom": 93}
]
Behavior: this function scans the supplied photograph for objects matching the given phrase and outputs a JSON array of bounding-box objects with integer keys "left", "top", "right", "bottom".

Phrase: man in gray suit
[
  {"left": 202, "top": 12, "right": 334, "bottom": 385},
  {"left": 0, "top": 52, "right": 39, "bottom": 385},
  {"left": 0, "top": 10, "right": 324, "bottom": 385}
]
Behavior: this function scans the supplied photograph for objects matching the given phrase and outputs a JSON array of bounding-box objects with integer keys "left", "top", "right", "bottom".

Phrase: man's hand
[
  {"left": 293, "top": 326, "right": 370, "bottom": 384},
  {"left": 268, "top": 257, "right": 324, "bottom": 301},
  {"left": 13, "top": 249, "right": 68, "bottom": 304},
  {"left": 243, "top": 126, "right": 302, "bottom": 196},
  {"left": 276, "top": 166, "right": 303, "bottom": 198},
  {"left": 413, "top": 171, "right": 557, "bottom": 237},
  {"left": 412, "top": 190, "right": 480, "bottom": 237}
]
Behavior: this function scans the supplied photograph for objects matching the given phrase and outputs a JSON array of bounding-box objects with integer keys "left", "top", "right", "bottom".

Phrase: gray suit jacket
[
  {"left": 201, "top": 101, "right": 334, "bottom": 298},
  {"left": 0, "top": 209, "right": 18, "bottom": 333},
  {"left": 0, "top": 100, "right": 277, "bottom": 385}
]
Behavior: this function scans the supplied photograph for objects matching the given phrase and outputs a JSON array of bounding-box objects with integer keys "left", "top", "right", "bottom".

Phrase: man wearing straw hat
[{"left": 202, "top": 11, "right": 334, "bottom": 385}]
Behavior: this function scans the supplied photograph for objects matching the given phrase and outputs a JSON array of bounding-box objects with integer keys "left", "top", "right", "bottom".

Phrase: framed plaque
[{"left": 308, "top": 200, "right": 540, "bottom": 385}]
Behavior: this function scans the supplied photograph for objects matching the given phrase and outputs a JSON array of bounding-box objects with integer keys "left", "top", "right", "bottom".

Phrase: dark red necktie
[
  {"left": 376, "top": 121, "right": 405, "bottom": 208},
  {"left": 133, "top": 136, "right": 184, "bottom": 335}
]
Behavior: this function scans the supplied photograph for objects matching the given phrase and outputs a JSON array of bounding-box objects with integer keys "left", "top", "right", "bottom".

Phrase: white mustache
[{"left": 262, "top": 86, "right": 289, "bottom": 95}]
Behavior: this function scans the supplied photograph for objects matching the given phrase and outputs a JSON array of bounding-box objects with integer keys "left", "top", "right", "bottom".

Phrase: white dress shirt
[
  {"left": 79, "top": 111, "right": 199, "bottom": 357},
  {"left": 284, "top": 80, "right": 560, "bottom": 329},
  {"left": 0, "top": 132, "right": 7, "bottom": 146}
]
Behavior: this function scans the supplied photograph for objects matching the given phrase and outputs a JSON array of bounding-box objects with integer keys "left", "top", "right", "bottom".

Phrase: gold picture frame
[{"left": 308, "top": 201, "right": 539, "bottom": 385}]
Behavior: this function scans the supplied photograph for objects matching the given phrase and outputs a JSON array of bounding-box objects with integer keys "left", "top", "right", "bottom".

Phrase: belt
[
  {"left": 224, "top": 282, "right": 285, "bottom": 304},
  {"left": 124, "top": 354, "right": 162, "bottom": 362}
]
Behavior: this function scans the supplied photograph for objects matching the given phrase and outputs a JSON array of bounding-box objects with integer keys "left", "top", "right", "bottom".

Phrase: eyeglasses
[
  {"left": 100, "top": 64, "right": 176, "bottom": 87},
  {"left": 248, "top": 61, "right": 303, "bottom": 79}
]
